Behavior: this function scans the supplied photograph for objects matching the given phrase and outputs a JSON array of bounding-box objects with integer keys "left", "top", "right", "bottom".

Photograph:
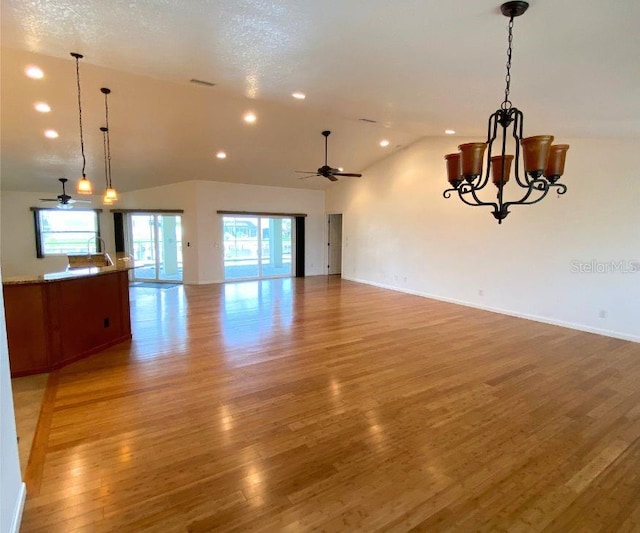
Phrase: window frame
[{"left": 31, "top": 207, "right": 103, "bottom": 259}]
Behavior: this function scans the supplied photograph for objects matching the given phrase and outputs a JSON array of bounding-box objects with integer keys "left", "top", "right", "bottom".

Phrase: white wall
[
  {"left": 1, "top": 180, "right": 325, "bottom": 284},
  {"left": 99, "top": 180, "right": 326, "bottom": 284},
  {"left": 326, "top": 137, "right": 640, "bottom": 342},
  {"left": 0, "top": 275, "right": 26, "bottom": 531},
  {"left": 0, "top": 191, "right": 114, "bottom": 278}
]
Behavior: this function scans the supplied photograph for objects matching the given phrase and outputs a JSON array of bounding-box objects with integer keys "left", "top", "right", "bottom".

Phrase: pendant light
[
  {"left": 100, "top": 87, "right": 118, "bottom": 203},
  {"left": 100, "top": 126, "right": 113, "bottom": 205},
  {"left": 443, "top": 2, "right": 569, "bottom": 223},
  {"left": 70, "top": 53, "right": 93, "bottom": 195}
]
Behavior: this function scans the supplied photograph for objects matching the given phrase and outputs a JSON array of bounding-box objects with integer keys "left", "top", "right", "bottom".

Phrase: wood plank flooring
[
  {"left": 11, "top": 373, "right": 48, "bottom": 476},
  {"left": 20, "top": 276, "right": 640, "bottom": 532}
]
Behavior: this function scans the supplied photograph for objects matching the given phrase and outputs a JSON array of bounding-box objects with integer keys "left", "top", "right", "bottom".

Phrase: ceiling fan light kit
[
  {"left": 70, "top": 52, "right": 93, "bottom": 195},
  {"left": 443, "top": 1, "right": 570, "bottom": 223}
]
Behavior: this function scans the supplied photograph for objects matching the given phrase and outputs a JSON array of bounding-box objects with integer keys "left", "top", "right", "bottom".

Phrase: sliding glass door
[
  {"left": 223, "top": 215, "right": 292, "bottom": 280},
  {"left": 129, "top": 213, "right": 183, "bottom": 282}
]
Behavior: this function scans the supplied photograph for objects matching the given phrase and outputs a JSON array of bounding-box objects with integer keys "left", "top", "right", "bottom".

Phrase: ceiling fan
[
  {"left": 296, "top": 130, "right": 363, "bottom": 182},
  {"left": 40, "top": 178, "right": 92, "bottom": 209}
]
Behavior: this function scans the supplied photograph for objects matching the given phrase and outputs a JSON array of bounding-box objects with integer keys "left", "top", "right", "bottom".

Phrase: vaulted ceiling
[{"left": 1, "top": 0, "right": 639, "bottom": 195}]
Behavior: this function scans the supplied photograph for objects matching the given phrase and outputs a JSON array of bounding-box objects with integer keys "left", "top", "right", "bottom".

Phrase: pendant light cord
[
  {"left": 104, "top": 91, "right": 113, "bottom": 188},
  {"left": 102, "top": 129, "right": 109, "bottom": 187},
  {"left": 73, "top": 54, "right": 87, "bottom": 177}
]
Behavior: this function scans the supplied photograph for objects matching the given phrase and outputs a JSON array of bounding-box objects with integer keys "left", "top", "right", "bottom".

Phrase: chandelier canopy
[{"left": 443, "top": 1, "right": 569, "bottom": 223}]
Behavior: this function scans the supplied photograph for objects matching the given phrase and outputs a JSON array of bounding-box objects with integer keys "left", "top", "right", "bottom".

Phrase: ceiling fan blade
[
  {"left": 333, "top": 173, "right": 362, "bottom": 177},
  {"left": 295, "top": 170, "right": 318, "bottom": 174},
  {"left": 39, "top": 198, "right": 58, "bottom": 201},
  {"left": 298, "top": 174, "right": 319, "bottom": 180},
  {"left": 327, "top": 175, "right": 339, "bottom": 182}
]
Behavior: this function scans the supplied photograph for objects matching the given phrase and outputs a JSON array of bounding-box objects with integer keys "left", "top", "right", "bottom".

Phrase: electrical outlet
[
  {"left": 478, "top": 289, "right": 484, "bottom": 296},
  {"left": 599, "top": 310, "right": 607, "bottom": 319}
]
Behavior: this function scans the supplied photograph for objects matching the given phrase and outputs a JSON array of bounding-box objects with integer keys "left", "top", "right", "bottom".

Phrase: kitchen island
[{"left": 2, "top": 257, "right": 134, "bottom": 376}]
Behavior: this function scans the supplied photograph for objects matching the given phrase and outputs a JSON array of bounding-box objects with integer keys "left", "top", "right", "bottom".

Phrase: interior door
[{"left": 328, "top": 214, "right": 342, "bottom": 275}]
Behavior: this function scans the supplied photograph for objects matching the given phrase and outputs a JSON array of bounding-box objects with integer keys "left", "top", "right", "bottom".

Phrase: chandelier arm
[
  {"left": 552, "top": 183, "right": 568, "bottom": 196},
  {"left": 474, "top": 112, "right": 500, "bottom": 191},
  {"left": 495, "top": 115, "right": 511, "bottom": 220},
  {"left": 503, "top": 178, "right": 551, "bottom": 210},
  {"left": 510, "top": 109, "right": 529, "bottom": 188},
  {"left": 458, "top": 183, "right": 499, "bottom": 213},
  {"left": 443, "top": 187, "right": 457, "bottom": 199}
]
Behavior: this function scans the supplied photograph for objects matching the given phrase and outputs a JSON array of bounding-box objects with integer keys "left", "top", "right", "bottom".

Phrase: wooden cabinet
[{"left": 3, "top": 270, "right": 131, "bottom": 377}]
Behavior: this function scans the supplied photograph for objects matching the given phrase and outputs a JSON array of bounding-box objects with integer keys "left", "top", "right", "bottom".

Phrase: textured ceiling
[{"left": 1, "top": 0, "right": 639, "bottom": 195}]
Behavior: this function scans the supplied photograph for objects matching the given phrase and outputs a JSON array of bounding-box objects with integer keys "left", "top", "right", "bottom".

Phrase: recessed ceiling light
[
  {"left": 216, "top": 151, "right": 227, "bottom": 159},
  {"left": 292, "top": 92, "right": 306, "bottom": 100},
  {"left": 44, "top": 129, "right": 59, "bottom": 139},
  {"left": 34, "top": 102, "right": 51, "bottom": 113},
  {"left": 243, "top": 112, "right": 257, "bottom": 124},
  {"left": 445, "top": 129, "right": 456, "bottom": 135},
  {"left": 379, "top": 139, "right": 390, "bottom": 147},
  {"left": 25, "top": 65, "right": 44, "bottom": 79}
]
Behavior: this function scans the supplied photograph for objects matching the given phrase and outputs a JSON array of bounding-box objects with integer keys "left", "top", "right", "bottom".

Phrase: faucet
[{"left": 87, "top": 236, "right": 107, "bottom": 255}]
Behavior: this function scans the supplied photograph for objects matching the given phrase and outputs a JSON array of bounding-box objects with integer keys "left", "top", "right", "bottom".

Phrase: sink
[{"left": 67, "top": 253, "right": 114, "bottom": 269}]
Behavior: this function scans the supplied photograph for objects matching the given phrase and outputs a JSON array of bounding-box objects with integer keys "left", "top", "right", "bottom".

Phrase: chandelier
[{"left": 443, "top": 1, "right": 569, "bottom": 223}]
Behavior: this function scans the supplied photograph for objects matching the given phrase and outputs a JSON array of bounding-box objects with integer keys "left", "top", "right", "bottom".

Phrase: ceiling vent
[{"left": 190, "top": 78, "right": 216, "bottom": 87}]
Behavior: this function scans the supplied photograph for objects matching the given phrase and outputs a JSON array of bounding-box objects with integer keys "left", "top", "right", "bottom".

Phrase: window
[
  {"left": 222, "top": 215, "right": 293, "bottom": 280},
  {"left": 33, "top": 209, "right": 101, "bottom": 258}
]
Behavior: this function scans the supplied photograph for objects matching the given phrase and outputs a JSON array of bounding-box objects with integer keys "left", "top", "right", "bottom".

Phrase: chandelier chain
[
  {"left": 74, "top": 55, "right": 87, "bottom": 177},
  {"left": 502, "top": 16, "right": 514, "bottom": 110}
]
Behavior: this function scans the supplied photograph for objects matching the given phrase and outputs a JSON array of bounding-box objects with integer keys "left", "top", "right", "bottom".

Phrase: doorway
[
  {"left": 223, "top": 215, "right": 294, "bottom": 281},
  {"left": 128, "top": 213, "right": 183, "bottom": 282},
  {"left": 327, "top": 214, "right": 342, "bottom": 275}
]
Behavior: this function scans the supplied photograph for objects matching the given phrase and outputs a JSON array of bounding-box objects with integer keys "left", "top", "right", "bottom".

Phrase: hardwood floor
[
  {"left": 11, "top": 373, "right": 48, "bottom": 476},
  {"left": 20, "top": 277, "right": 640, "bottom": 532}
]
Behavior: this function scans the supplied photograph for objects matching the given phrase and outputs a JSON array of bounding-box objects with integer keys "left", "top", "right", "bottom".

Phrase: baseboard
[
  {"left": 343, "top": 276, "right": 640, "bottom": 344},
  {"left": 10, "top": 482, "right": 26, "bottom": 533}
]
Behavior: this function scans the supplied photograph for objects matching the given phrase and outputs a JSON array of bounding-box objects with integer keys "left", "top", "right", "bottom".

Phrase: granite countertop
[{"left": 2, "top": 254, "right": 135, "bottom": 285}]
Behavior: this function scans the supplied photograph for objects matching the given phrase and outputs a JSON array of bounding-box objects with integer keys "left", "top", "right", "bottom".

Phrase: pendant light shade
[
  {"left": 71, "top": 53, "right": 93, "bottom": 195},
  {"left": 105, "top": 187, "right": 118, "bottom": 201}
]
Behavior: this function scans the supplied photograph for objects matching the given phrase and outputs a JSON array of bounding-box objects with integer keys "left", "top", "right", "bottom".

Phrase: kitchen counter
[
  {"left": 3, "top": 258, "right": 135, "bottom": 376},
  {"left": 2, "top": 254, "right": 134, "bottom": 285}
]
